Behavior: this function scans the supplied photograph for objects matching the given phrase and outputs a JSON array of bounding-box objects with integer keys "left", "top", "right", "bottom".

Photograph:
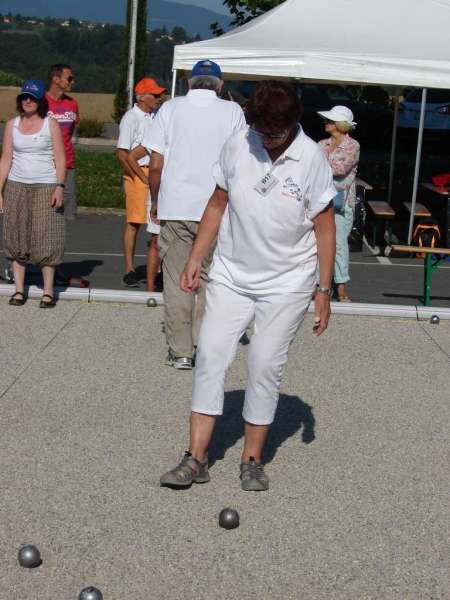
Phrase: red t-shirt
[{"left": 46, "top": 93, "right": 80, "bottom": 169}]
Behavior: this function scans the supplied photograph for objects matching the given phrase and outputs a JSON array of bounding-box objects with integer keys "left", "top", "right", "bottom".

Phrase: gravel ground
[{"left": 0, "top": 300, "right": 448, "bottom": 599}]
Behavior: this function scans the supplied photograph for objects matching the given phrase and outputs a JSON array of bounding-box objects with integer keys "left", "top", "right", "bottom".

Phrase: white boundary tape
[
  {"left": 0, "top": 284, "right": 449, "bottom": 319},
  {"left": 89, "top": 288, "right": 164, "bottom": 305},
  {"left": 0, "top": 283, "right": 90, "bottom": 301}
]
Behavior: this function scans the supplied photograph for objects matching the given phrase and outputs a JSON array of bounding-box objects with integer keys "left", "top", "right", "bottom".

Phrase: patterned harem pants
[{"left": 3, "top": 180, "right": 65, "bottom": 267}]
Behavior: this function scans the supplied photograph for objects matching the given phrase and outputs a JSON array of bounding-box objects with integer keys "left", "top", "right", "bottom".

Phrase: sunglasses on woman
[{"left": 21, "top": 94, "right": 38, "bottom": 103}]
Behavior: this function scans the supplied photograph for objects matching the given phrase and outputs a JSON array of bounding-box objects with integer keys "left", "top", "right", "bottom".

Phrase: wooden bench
[
  {"left": 355, "top": 177, "right": 373, "bottom": 191},
  {"left": 403, "top": 202, "right": 432, "bottom": 218},
  {"left": 367, "top": 201, "right": 397, "bottom": 252},
  {"left": 391, "top": 245, "right": 450, "bottom": 305}
]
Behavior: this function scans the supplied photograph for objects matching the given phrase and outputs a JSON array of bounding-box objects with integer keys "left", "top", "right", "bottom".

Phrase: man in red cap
[{"left": 116, "top": 77, "right": 166, "bottom": 287}]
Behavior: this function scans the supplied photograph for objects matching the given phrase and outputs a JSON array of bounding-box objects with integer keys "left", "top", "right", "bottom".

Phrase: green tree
[
  {"left": 113, "top": 0, "right": 148, "bottom": 123},
  {"left": 211, "top": 0, "right": 285, "bottom": 34},
  {"left": 171, "top": 26, "right": 189, "bottom": 44}
]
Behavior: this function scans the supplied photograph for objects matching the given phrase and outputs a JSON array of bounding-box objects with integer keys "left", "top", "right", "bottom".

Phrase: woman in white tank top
[{"left": 0, "top": 79, "right": 66, "bottom": 307}]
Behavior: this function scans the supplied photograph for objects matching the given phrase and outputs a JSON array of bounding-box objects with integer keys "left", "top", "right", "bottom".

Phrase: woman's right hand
[
  {"left": 180, "top": 259, "right": 202, "bottom": 293},
  {"left": 0, "top": 193, "right": 3, "bottom": 214},
  {"left": 51, "top": 186, "right": 64, "bottom": 209}
]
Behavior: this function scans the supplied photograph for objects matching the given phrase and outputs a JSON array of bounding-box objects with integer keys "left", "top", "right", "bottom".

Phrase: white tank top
[{"left": 8, "top": 116, "right": 57, "bottom": 184}]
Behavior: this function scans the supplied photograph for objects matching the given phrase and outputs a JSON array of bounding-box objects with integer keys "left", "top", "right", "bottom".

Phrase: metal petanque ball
[
  {"left": 78, "top": 587, "right": 103, "bottom": 600},
  {"left": 219, "top": 508, "right": 240, "bottom": 530},
  {"left": 18, "top": 544, "right": 42, "bottom": 568},
  {"left": 430, "top": 315, "right": 440, "bottom": 325},
  {"left": 147, "top": 297, "right": 157, "bottom": 308}
]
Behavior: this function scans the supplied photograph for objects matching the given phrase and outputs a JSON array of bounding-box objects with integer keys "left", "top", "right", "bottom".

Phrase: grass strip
[{"left": 75, "top": 149, "right": 125, "bottom": 209}]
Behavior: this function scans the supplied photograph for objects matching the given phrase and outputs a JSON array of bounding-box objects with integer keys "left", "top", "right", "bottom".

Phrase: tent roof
[{"left": 173, "top": 0, "right": 450, "bottom": 88}]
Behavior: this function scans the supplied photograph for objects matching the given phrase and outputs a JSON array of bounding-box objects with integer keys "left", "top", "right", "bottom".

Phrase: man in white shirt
[
  {"left": 145, "top": 60, "right": 246, "bottom": 369},
  {"left": 116, "top": 77, "right": 166, "bottom": 287},
  {"left": 160, "top": 81, "right": 336, "bottom": 492}
]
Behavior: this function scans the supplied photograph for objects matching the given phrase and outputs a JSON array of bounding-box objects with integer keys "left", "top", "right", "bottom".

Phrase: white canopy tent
[{"left": 172, "top": 0, "right": 450, "bottom": 244}]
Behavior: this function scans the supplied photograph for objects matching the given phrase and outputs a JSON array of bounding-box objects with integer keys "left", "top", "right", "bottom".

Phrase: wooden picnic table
[{"left": 391, "top": 245, "right": 450, "bottom": 306}]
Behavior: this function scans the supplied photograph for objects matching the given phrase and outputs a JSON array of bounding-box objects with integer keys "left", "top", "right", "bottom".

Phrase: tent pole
[
  {"left": 387, "top": 87, "right": 400, "bottom": 206},
  {"left": 407, "top": 88, "right": 427, "bottom": 244},
  {"left": 171, "top": 69, "right": 178, "bottom": 98}
]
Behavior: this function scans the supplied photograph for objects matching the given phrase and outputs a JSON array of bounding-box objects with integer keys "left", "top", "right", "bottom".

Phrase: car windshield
[
  {"left": 406, "top": 89, "right": 450, "bottom": 104},
  {"left": 298, "top": 85, "right": 324, "bottom": 106},
  {"left": 325, "top": 85, "right": 355, "bottom": 103}
]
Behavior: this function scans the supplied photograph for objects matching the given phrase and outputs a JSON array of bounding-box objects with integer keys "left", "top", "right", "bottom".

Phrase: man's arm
[
  {"left": 116, "top": 149, "right": 135, "bottom": 179},
  {"left": 313, "top": 203, "right": 336, "bottom": 336},
  {"left": 128, "top": 145, "right": 149, "bottom": 184},
  {"left": 49, "top": 118, "right": 67, "bottom": 208},
  {"left": 149, "top": 151, "right": 164, "bottom": 223}
]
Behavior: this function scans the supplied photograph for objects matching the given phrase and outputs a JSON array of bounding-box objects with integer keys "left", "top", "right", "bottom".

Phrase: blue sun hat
[{"left": 20, "top": 79, "right": 46, "bottom": 100}]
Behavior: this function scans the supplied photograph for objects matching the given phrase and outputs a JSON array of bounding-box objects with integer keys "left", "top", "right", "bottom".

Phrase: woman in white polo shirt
[{"left": 160, "top": 81, "right": 336, "bottom": 492}]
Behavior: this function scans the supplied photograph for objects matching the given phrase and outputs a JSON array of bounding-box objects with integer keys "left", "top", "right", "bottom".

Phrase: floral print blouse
[{"left": 318, "top": 135, "right": 360, "bottom": 208}]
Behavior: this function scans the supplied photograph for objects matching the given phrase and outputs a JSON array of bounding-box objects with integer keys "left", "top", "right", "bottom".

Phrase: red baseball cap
[{"left": 135, "top": 78, "right": 166, "bottom": 96}]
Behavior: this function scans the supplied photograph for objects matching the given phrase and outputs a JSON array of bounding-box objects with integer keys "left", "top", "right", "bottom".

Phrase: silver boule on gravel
[
  {"left": 78, "top": 587, "right": 103, "bottom": 600},
  {"left": 147, "top": 297, "right": 157, "bottom": 307},
  {"left": 17, "top": 544, "right": 42, "bottom": 568},
  {"left": 219, "top": 508, "right": 240, "bottom": 529},
  {"left": 430, "top": 315, "right": 440, "bottom": 325}
]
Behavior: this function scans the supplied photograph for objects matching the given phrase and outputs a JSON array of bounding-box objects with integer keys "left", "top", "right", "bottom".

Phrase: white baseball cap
[{"left": 317, "top": 105, "right": 356, "bottom": 127}]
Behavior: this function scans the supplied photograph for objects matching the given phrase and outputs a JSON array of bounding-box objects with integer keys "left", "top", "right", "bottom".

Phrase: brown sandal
[
  {"left": 9, "top": 291, "right": 27, "bottom": 306},
  {"left": 39, "top": 294, "right": 57, "bottom": 309}
]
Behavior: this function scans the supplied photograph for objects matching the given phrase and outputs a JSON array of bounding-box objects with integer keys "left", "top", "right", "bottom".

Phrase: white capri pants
[{"left": 192, "top": 281, "right": 312, "bottom": 425}]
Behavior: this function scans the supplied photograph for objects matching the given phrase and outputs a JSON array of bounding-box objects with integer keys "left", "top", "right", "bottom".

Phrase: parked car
[
  {"left": 228, "top": 82, "right": 392, "bottom": 146},
  {"left": 399, "top": 88, "right": 450, "bottom": 131},
  {"left": 297, "top": 84, "right": 392, "bottom": 145}
]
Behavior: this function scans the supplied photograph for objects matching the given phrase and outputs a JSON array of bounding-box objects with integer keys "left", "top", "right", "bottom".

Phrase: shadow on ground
[
  {"left": 59, "top": 259, "right": 103, "bottom": 280},
  {"left": 21, "top": 260, "right": 104, "bottom": 290},
  {"left": 208, "top": 390, "right": 315, "bottom": 466}
]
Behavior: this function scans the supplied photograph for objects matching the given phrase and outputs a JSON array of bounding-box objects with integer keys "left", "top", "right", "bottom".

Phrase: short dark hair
[
  {"left": 16, "top": 94, "right": 49, "bottom": 119},
  {"left": 246, "top": 80, "right": 303, "bottom": 130},
  {"left": 49, "top": 63, "right": 72, "bottom": 81}
]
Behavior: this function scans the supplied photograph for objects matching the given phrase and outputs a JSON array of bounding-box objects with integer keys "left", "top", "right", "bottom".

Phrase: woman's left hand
[
  {"left": 313, "top": 292, "right": 331, "bottom": 336},
  {"left": 51, "top": 186, "right": 64, "bottom": 209}
]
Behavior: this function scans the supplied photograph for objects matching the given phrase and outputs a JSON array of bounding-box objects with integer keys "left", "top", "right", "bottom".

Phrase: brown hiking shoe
[
  {"left": 160, "top": 451, "right": 210, "bottom": 488},
  {"left": 240, "top": 457, "right": 269, "bottom": 491}
]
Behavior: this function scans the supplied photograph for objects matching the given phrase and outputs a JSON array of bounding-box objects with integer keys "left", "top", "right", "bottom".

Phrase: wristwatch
[
  {"left": 316, "top": 286, "right": 332, "bottom": 297},
  {"left": 56, "top": 183, "right": 65, "bottom": 189}
]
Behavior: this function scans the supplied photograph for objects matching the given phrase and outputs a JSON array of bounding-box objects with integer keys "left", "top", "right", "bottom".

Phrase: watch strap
[{"left": 317, "top": 286, "right": 332, "bottom": 297}]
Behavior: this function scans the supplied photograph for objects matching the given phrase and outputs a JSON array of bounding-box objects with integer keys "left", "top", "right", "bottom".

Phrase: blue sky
[{"left": 172, "top": 0, "right": 229, "bottom": 15}]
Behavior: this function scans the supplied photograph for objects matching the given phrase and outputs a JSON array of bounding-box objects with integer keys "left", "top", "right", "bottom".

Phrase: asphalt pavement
[
  {"left": 0, "top": 300, "right": 448, "bottom": 599},
  {"left": 1, "top": 212, "right": 449, "bottom": 307}
]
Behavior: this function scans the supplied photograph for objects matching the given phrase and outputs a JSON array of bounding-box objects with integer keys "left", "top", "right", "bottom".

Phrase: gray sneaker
[
  {"left": 165, "top": 351, "right": 193, "bottom": 370},
  {"left": 240, "top": 457, "right": 269, "bottom": 491},
  {"left": 160, "top": 452, "right": 210, "bottom": 488}
]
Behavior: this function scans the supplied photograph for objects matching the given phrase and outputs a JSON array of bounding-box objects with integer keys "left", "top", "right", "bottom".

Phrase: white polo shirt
[
  {"left": 209, "top": 126, "right": 336, "bottom": 295},
  {"left": 117, "top": 104, "right": 155, "bottom": 166},
  {"left": 143, "top": 89, "right": 246, "bottom": 221}
]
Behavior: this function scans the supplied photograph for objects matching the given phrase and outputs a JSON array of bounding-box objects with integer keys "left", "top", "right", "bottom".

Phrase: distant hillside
[
  {"left": 0, "top": 0, "right": 230, "bottom": 37},
  {"left": 0, "top": 24, "right": 196, "bottom": 94}
]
